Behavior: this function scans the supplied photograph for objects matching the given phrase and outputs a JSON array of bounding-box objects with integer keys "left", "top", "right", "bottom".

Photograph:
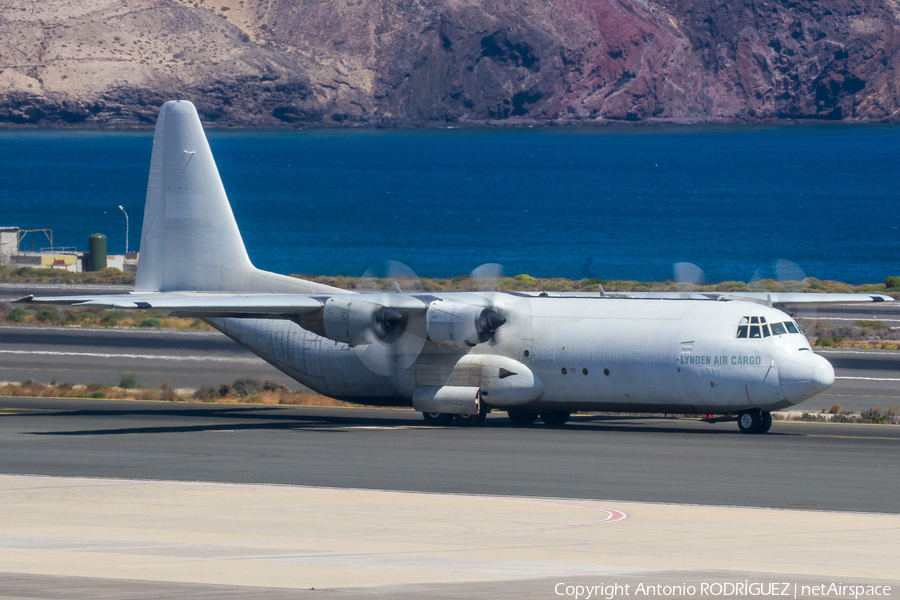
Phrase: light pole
[{"left": 118, "top": 205, "right": 129, "bottom": 254}]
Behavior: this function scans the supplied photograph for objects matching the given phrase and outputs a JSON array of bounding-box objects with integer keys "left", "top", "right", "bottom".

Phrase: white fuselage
[{"left": 209, "top": 293, "right": 834, "bottom": 415}]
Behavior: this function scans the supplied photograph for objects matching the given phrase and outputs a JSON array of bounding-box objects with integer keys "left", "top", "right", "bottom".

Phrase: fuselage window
[
  {"left": 771, "top": 322, "right": 787, "bottom": 335},
  {"left": 749, "top": 325, "right": 761, "bottom": 338},
  {"left": 785, "top": 321, "right": 800, "bottom": 334},
  {"left": 736, "top": 325, "right": 749, "bottom": 338}
]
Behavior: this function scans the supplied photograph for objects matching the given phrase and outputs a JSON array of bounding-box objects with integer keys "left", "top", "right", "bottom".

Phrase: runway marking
[
  {"left": 0, "top": 349, "right": 264, "bottom": 364},
  {"left": 803, "top": 434, "right": 899, "bottom": 440},
  {"left": 812, "top": 317, "right": 900, "bottom": 324},
  {"left": 817, "top": 350, "right": 900, "bottom": 356},
  {"left": 836, "top": 376, "right": 900, "bottom": 381}
]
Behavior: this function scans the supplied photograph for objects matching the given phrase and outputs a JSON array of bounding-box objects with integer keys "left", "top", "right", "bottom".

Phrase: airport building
[{"left": 0, "top": 227, "right": 137, "bottom": 273}]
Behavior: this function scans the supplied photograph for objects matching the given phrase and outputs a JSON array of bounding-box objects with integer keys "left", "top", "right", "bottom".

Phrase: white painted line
[
  {"left": 0, "top": 349, "right": 264, "bottom": 364},
  {"left": 814, "top": 317, "right": 899, "bottom": 324},
  {"left": 816, "top": 350, "right": 900, "bottom": 356},
  {"left": 836, "top": 376, "right": 900, "bottom": 382}
]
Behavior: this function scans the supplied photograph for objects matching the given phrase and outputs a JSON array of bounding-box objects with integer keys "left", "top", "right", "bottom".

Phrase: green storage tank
[{"left": 89, "top": 233, "right": 107, "bottom": 271}]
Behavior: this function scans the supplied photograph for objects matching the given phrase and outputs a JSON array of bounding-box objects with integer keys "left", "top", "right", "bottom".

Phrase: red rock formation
[{"left": 1, "top": 0, "right": 898, "bottom": 125}]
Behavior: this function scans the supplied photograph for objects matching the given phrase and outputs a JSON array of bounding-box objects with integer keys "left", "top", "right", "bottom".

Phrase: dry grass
[
  {"left": 1, "top": 304, "right": 212, "bottom": 331},
  {"left": 0, "top": 266, "right": 134, "bottom": 285},
  {"left": 0, "top": 378, "right": 357, "bottom": 407}
]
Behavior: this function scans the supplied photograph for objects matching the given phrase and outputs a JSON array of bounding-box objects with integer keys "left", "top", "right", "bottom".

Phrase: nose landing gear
[{"left": 737, "top": 409, "right": 772, "bottom": 434}]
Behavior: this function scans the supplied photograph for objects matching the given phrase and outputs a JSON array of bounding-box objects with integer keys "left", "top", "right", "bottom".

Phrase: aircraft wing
[
  {"left": 624, "top": 292, "right": 894, "bottom": 304},
  {"left": 17, "top": 293, "right": 325, "bottom": 317},
  {"left": 528, "top": 291, "right": 894, "bottom": 305},
  {"left": 17, "top": 291, "right": 430, "bottom": 318}
]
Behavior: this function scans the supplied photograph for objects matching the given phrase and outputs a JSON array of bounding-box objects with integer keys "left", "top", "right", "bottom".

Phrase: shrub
[
  {"left": 35, "top": 307, "right": 62, "bottom": 323},
  {"left": 515, "top": 274, "right": 537, "bottom": 284},
  {"left": 854, "top": 320, "right": 888, "bottom": 330},
  {"left": 885, "top": 276, "right": 900, "bottom": 290},
  {"left": 815, "top": 337, "right": 835, "bottom": 347},
  {"left": 232, "top": 378, "right": 263, "bottom": 397},
  {"left": 100, "top": 311, "right": 126, "bottom": 326},
  {"left": 5, "top": 307, "right": 30, "bottom": 322},
  {"left": 137, "top": 317, "right": 161, "bottom": 328},
  {"left": 160, "top": 380, "right": 176, "bottom": 402},
  {"left": 263, "top": 380, "right": 289, "bottom": 393},
  {"left": 119, "top": 373, "right": 138, "bottom": 389}
]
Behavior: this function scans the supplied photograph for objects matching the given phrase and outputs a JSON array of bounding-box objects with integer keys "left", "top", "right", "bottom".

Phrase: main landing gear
[
  {"left": 420, "top": 407, "right": 572, "bottom": 428},
  {"left": 737, "top": 409, "right": 772, "bottom": 434},
  {"left": 421, "top": 412, "right": 455, "bottom": 426},
  {"left": 421, "top": 404, "right": 489, "bottom": 427}
]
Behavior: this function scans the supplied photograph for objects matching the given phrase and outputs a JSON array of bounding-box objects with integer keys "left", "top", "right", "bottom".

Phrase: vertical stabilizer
[{"left": 135, "top": 101, "right": 340, "bottom": 294}]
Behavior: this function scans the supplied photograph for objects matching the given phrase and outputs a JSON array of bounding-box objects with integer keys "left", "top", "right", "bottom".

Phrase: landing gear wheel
[
  {"left": 759, "top": 411, "right": 773, "bottom": 434},
  {"left": 540, "top": 410, "right": 571, "bottom": 427},
  {"left": 455, "top": 405, "right": 489, "bottom": 427},
  {"left": 737, "top": 410, "right": 762, "bottom": 434},
  {"left": 507, "top": 408, "right": 539, "bottom": 426},
  {"left": 422, "top": 412, "right": 454, "bottom": 426}
]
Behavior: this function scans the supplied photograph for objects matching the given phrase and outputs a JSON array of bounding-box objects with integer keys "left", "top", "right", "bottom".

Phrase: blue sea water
[{"left": 0, "top": 126, "right": 897, "bottom": 284}]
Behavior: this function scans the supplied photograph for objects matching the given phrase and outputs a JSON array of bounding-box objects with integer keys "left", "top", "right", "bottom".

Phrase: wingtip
[{"left": 13, "top": 295, "right": 33, "bottom": 304}]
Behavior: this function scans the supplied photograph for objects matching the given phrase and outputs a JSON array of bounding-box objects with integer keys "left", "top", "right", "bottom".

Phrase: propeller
[
  {"left": 470, "top": 262, "right": 504, "bottom": 292},
  {"left": 468, "top": 262, "right": 507, "bottom": 341},
  {"left": 673, "top": 261, "right": 706, "bottom": 293},
  {"left": 750, "top": 259, "right": 817, "bottom": 326},
  {"left": 356, "top": 259, "right": 424, "bottom": 293},
  {"left": 352, "top": 260, "right": 428, "bottom": 377}
]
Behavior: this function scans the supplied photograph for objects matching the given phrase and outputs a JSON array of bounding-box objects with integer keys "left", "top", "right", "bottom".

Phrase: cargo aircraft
[{"left": 20, "top": 101, "right": 894, "bottom": 433}]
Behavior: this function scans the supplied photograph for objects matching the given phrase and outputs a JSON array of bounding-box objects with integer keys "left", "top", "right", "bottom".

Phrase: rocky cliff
[{"left": 1, "top": 0, "right": 899, "bottom": 126}]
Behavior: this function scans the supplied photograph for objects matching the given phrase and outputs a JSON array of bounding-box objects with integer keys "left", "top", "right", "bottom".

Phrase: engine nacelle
[
  {"left": 315, "top": 297, "right": 401, "bottom": 346},
  {"left": 426, "top": 301, "right": 506, "bottom": 345}
]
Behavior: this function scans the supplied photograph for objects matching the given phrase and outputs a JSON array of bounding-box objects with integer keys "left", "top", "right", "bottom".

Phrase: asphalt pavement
[{"left": 0, "top": 398, "right": 896, "bottom": 513}]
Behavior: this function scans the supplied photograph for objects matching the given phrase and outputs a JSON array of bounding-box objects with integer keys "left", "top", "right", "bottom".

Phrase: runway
[
  {"left": 0, "top": 398, "right": 898, "bottom": 597},
  {"left": 0, "top": 397, "right": 897, "bottom": 513}
]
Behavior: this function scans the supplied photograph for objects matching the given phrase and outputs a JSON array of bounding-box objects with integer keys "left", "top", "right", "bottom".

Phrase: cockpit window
[{"left": 737, "top": 317, "right": 800, "bottom": 338}]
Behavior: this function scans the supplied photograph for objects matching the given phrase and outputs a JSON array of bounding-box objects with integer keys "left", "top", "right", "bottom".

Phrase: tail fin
[{"left": 136, "top": 101, "right": 338, "bottom": 294}]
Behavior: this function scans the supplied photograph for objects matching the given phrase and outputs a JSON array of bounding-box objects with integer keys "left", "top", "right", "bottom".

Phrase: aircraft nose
[{"left": 778, "top": 351, "right": 835, "bottom": 404}]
